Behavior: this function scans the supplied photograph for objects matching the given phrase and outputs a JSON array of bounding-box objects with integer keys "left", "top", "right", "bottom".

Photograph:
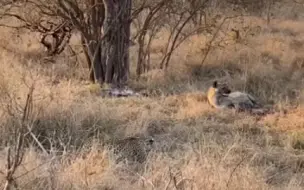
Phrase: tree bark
[
  {"left": 81, "top": 35, "right": 95, "bottom": 83},
  {"left": 80, "top": 0, "right": 131, "bottom": 86},
  {"left": 102, "top": 0, "right": 131, "bottom": 87}
]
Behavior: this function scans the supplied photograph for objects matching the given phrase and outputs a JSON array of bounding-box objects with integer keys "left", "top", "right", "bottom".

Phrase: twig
[
  {"left": 27, "top": 129, "right": 49, "bottom": 155},
  {"left": 3, "top": 84, "right": 35, "bottom": 190},
  {"left": 200, "top": 15, "right": 242, "bottom": 67},
  {"left": 226, "top": 154, "right": 247, "bottom": 188}
]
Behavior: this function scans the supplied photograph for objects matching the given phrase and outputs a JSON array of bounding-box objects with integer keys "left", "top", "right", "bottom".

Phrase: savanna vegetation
[{"left": 0, "top": 0, "right": 304, "bottom": 189}]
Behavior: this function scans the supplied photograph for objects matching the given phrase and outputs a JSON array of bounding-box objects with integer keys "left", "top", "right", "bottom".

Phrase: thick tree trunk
[
  {"left": 81, "top": 0, "right": 131, "bottom": 86},
  {"left": 91, "top": 42, "right": 104, "bottom": 84},
  {"left": 103, "top": 0, "right": 131, "bottom": 87},
  {"left": 121, "top": 0, "right": 131, "bottom": 84}
]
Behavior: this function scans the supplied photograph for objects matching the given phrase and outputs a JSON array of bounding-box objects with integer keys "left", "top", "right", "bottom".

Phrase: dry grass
[{"left": 0, "top": 12, "right": 304, "bottom": 190}]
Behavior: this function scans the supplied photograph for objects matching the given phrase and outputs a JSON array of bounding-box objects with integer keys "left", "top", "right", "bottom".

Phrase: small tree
[{"left": 0, "top": 0, "right": 132, "bottom": 87}]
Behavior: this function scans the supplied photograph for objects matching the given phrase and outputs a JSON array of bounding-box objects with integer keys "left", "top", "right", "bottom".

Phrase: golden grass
[
  {"left": 0, "top": 15, "right": 303, "bottom": 190},
  {"left": 59, "top": 148, "right": 111, "bottom": 187},
  {"left": 261, "top": 106, "right": 304, "bottom": 132}
]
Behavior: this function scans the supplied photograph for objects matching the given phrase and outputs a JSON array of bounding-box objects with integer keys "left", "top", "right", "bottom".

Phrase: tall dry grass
[{"left": 0, "top": 14, "right": 303, "bottom": 190}]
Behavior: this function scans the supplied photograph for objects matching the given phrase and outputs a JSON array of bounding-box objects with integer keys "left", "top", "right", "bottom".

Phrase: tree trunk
[
  {"left": 82, "top": 34, "right": 105, "bottom": 84},
  {"left": 81, "top": 35, "right": 95, "bottom": 83},
  {"left": 81, "top": 0, "right": 131, "bottom": 86},
  {"left": 103, "top": 0, "right": 131, "bottom": 87},
  {"left": 121, "top": 0, "right": 131, "bottom": 84}
]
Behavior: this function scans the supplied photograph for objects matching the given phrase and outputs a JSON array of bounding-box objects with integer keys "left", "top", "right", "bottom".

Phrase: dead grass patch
[{"left": 0, "top": 14, "right": 304, "bottom": 190}]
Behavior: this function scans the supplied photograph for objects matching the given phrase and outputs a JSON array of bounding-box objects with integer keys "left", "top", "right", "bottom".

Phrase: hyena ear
[{"left": 212, "top": 81, "right": 218, "bottom": 88}]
